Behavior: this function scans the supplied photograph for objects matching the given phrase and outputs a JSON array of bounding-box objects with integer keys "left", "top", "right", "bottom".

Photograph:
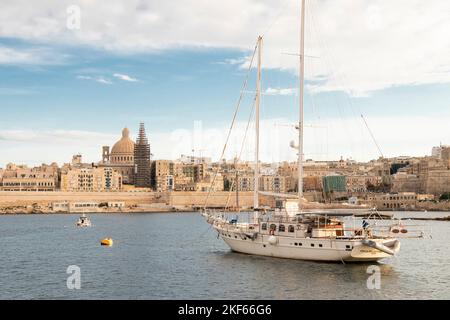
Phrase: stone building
[
  {"left": 151, "top": 160, "right": 174, "bottom": 192},
  {"left": 346, "top": 175, "right": 382, "bottom": 193},
  {"left": 423, "top": 169, "right": 450, "bottom": 196},
  {"left": 194, "top": 174, "right": 224, "bottom": 192},
  {"left": 60, "top": 166, "right": 122, "bottom": 192},
  {"left": 367, "top": 192, "right": 417, "bottom": 210},
  {"left": 260, "top": 175, "right": 286, "bottom": 193},
  {"left": 100, "top": 127, "right": 135, "bottom": 184},
  {"left": 0, "top": 163, "right": 59, "bottom": 191},
  {"left": 226, "top": 173, "right": 255, "bottom": 192},
  {"left": 303, "top": 176, "right": 322, "bottom": 192},
  {"left": 174, "top": 162, "right": 206, "bottom": 184},
  {"left": 391, "top": 173, "right": 421, "bottom": 193}
]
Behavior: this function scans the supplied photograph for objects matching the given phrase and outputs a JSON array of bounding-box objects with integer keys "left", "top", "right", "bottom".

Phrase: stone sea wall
[
  {"left": 1, "top": 191, "right": 449, "bottom": 214},
  {"left": 0, "top": 191, "right": 263, "bottom": 214}
]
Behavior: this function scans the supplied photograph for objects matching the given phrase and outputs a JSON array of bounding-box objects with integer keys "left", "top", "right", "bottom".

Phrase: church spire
[{"left": 134, "top": 123, "right": 151, "bottom": 188}]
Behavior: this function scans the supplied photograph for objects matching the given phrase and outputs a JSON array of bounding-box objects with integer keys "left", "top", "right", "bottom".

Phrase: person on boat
[{"left": 362, "top": 219, "right": 369, "bottom": 230}]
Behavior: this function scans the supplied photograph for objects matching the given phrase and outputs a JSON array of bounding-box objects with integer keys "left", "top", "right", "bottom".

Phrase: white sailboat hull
[{"left": 217, "top": 228, "right": 398, "bottom": 262}]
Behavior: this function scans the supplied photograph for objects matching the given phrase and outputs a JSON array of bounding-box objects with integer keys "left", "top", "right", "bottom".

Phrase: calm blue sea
[{"left": 0, "top": 212, "right": 449, "bottom": 299}]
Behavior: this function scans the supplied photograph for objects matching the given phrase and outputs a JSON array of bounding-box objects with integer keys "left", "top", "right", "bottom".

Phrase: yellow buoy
[{"left": 100, "top": 238, "right": 113, "bottom": 246}]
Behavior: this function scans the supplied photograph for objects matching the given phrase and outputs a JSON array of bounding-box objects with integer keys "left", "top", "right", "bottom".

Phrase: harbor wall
[
  {"left": 0, "top": 191, "right": 269, "bottom": 212},
  {"left": 1, "top": 191, "right": 449, "bottom": 213}
]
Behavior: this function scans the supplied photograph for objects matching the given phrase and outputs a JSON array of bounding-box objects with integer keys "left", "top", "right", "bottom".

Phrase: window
[
  {"left": 261, "top": 223, "right": 267, "bottom": 231},
  {"left": 311, "top": 244, "right": 315, "bottom": 247},
  {"left": 319, "top": 244, "right": 323, "bottom": 248},
  {"left": 288, "top": 225, "right": 295, "bottom": 233},
  {"left": 270, "top": 224, "right": 277, "bottom": 231},
  {"left": 278, "top": 224, "right": 286, "bottom": 232}
]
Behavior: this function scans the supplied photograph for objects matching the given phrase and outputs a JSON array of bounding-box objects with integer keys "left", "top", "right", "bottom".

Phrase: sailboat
[{"left": 202, "top": 0, "right": 418, "bottom": 262}]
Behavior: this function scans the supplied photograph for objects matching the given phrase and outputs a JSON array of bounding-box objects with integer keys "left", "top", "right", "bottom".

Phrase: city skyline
[{"left": 1, "top": 0, "right": 450, "bottom": 166}]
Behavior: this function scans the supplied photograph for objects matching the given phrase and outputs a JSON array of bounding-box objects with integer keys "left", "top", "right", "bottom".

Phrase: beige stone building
[
  {"left": 366, "top": 192, "right": 417, "bottom": 210},
  {"left": 195, "top": 174, "right": 224, "bottom": 192},
  {"left": 391, "top": 173, "right": 421, "bottom": 193},
  {"left": 151, "top": 160, "right": 175, "bottom": 192},
  {"left": 303, "top": 176, "right": 321, "bottom": 192},
  {"left": 227, "top": 173, "right": 255, "bottom": 192},
  {"left": 346, "top": 175, "right": 382, "bottom": 193},
  {"left": 260, "top": 175, "right": 286, "bottom": 193},
  {"left": 423, "top": 169, "right": 450, "bottom": 196},
  {"left": 60, "top": 167, "right": 122, "bottom": 192},
  {"left": 390, "top": 157, "right": 450, "bottom": 196},
  {"left": 174, "top": 162, "right": 206, "bottom": 183},
  {"left": 0, "top": 163, "right": 59, "bottom": 191},
  {"left": 152, "top": 160, "right": 220, "bottom": 192}
]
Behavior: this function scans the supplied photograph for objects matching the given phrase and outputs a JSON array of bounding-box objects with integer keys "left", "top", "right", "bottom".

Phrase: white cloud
[
  {"left": 96, "top": 77, "right": 113, "bottom": 85},
  {"left": 77, "top": 74, "right": 138, "bottom": 84},
  {"left": 1, "top": 1, "right": 450, "bottom": 95},
  {"left": 113, "top": 73, "right": 138, "bottom": 82},
  {"left": 0, "top": 45, "right": 68, "bottom": 65},
  {"left": 0, "top": 129, "right": 117, "bottom": 166},
  {"left": 76, "top": 75, "right": 92, "bottom": 80},
  {"left": 77, "top": 74, "right": 113, "bottom": 84},
  {"left": 0, "top": 129, "right": 116, "bottom": 143},
  {"left": 265, "top": 87, "right": 297, "bottom": 96},
  {"left": 1, "top": 114, "right": 449, "bottom": 167}
]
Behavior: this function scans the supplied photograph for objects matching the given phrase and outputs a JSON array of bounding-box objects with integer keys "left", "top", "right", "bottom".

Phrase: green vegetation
[{"left": 440, "top": 192, "right": 450, "bottom": 201}]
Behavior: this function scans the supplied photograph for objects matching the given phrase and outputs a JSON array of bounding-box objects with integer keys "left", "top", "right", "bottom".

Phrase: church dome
[{"left": 111, "top": 128, "right": 135, "bottom": 164}]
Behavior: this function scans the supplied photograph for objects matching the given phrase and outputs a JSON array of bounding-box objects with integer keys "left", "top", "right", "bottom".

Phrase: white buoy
[{"left": 268, "top": 236, "right": 278, "bottom": 245}]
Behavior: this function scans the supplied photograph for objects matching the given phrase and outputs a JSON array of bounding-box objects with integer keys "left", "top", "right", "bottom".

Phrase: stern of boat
[{"left": 349, "top": 238, "right": 400, "bottom": 262}]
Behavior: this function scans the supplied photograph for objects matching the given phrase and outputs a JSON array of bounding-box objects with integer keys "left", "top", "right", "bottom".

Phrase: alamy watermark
[
  {"left": 366, "top": 265, "right": 381, "bottom": 290},
  {"left": 66, "top": 265, "right": 81, "bottom": 290},
  {"left": 66, "top": 5, "right": 81, "bottom": 30}
]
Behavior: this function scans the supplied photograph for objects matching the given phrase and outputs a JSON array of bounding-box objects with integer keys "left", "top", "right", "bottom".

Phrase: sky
[{"left": 1, "top": 0, "right": 450, "bottom": 167}]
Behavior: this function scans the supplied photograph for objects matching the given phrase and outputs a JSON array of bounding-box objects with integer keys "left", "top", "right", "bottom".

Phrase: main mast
[
  {"left": 254, "top": 36, "right": 262, "bottom": 219},
  {"left": 298, "top": 0, "right": 306, "bottom": 210}
]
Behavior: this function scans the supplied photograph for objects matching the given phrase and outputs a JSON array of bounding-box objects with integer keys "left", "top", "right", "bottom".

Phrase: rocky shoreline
[{"left": 0, "top": 204, "right": 196, "bottom": 215}]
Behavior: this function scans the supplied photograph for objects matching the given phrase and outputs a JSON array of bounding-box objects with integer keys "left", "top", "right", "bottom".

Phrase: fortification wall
[{"left": 0, "top": 190, "right": 273, "bottom": 210}]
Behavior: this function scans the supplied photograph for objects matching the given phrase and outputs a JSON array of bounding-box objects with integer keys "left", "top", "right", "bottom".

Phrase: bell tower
[{"left": 102, "top": 146, "right": 110, "bottom": 163}]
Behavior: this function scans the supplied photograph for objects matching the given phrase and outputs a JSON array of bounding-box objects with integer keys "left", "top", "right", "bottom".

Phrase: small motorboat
[
  {"left": 100, "top": 238, "right": 113, "bottom": 246},
  {"left": 76, "top": 214, "right": 92, "bottom": 227}
]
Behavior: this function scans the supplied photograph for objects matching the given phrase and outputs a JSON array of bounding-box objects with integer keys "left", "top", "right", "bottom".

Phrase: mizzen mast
[
  {"left": 298, "top": 0, "right": 306, "bottom": 211},
  {"left": 254, "top": 36, "right": 262, "bottom": 221}
]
